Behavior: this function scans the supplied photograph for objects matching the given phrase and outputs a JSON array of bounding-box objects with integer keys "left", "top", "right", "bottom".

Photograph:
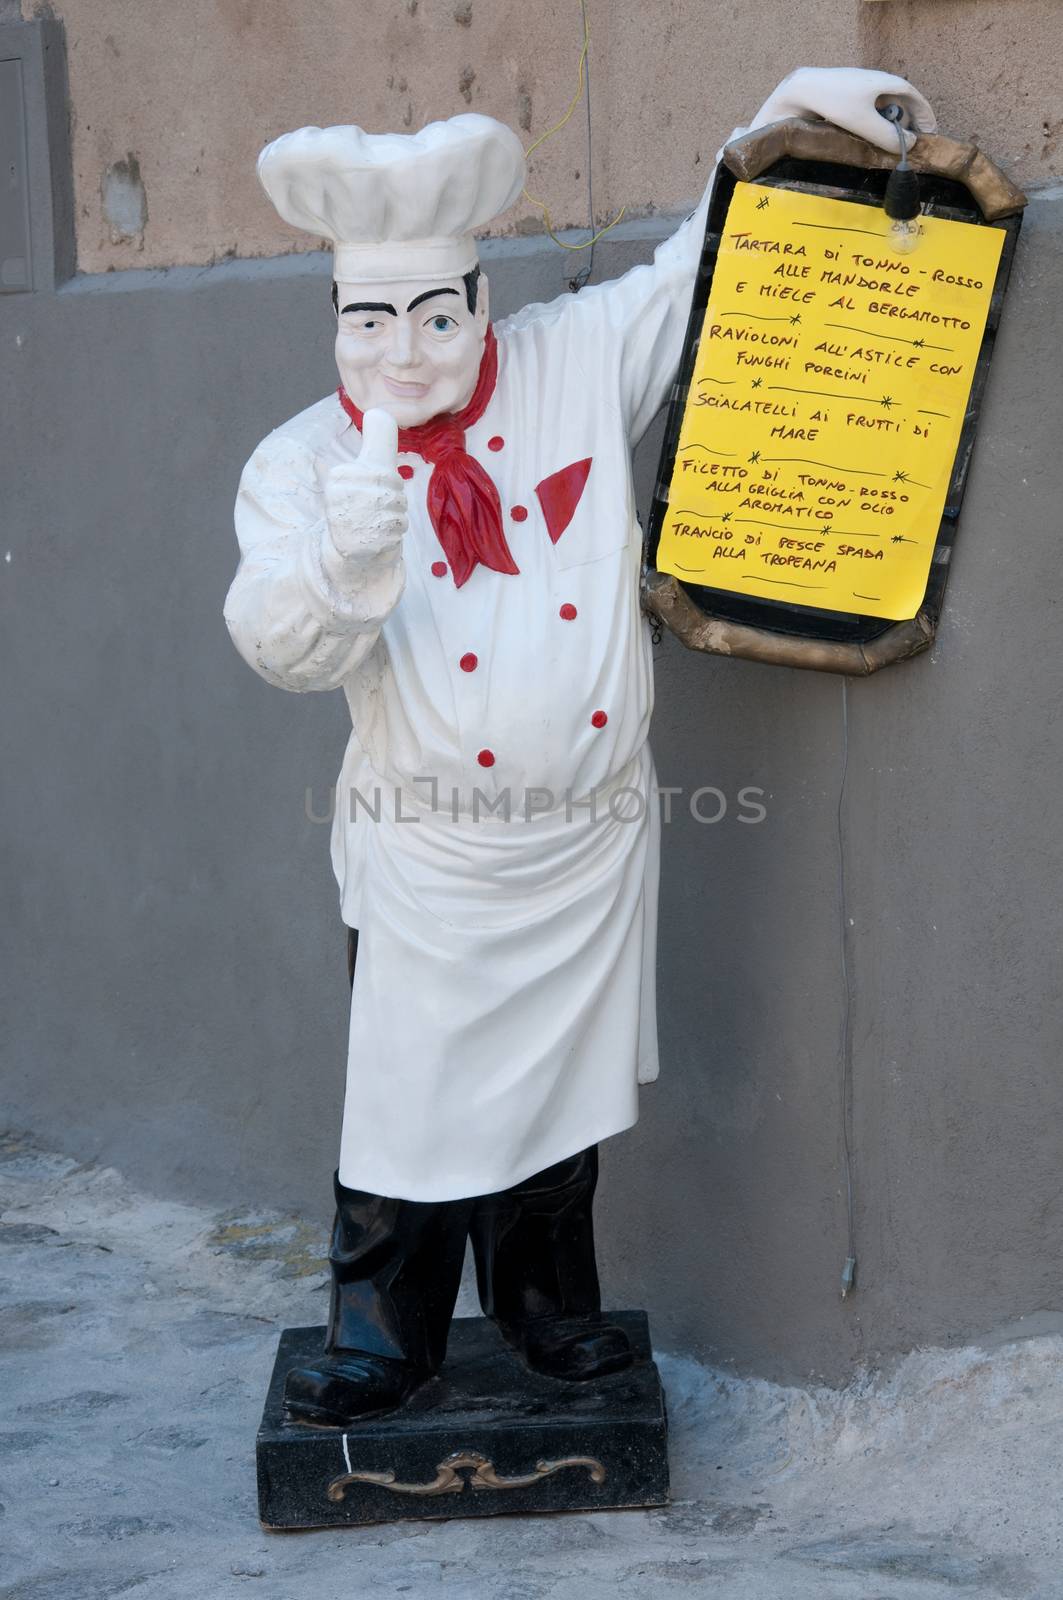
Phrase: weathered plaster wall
[
  {"left": 3, "top": 192, "right": 1063, "bottom": 1384},
  {"left": 864, "top": 0, "right": 1063, "bottom": 182},
  {"left": 21, "top": 0, "right": 1061, "bottom": 274}
]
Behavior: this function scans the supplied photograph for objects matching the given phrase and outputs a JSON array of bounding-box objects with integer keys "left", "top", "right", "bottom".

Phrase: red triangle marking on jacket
[{"left": 535, "top": 459, "right": 593, "bottom": 546}]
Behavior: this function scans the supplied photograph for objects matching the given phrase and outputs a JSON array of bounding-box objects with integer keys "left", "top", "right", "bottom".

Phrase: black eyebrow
[
  {"left": 406, "top": 287, "right": 460, "bottom": 312},
  {"left": 340, "top": 300, "right": 397, "bottom": 315}
]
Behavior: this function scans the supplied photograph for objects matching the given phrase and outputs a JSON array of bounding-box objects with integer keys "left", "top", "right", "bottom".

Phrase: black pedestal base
[{"left": 256, "top": 1311, "right": 669, "bottom": 1528}]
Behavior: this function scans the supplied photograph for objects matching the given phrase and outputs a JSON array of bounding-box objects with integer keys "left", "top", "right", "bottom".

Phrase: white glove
[
  {"left": 322, "top": 408, "right": 407, "bottom": 577},
  {"left": 750, "top": 66, "right": 937, "bottom": 153}
]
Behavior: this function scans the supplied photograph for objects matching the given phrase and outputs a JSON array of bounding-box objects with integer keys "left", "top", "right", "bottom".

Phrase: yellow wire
[
  {"left": 522, "top": 1, "right": 626, "bottom": 254},
  {"left": 524, "top": 11, "right": 589, "bottom": 162}
]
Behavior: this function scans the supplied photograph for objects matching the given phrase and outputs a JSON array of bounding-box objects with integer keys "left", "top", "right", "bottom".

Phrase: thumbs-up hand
[{"left": 324, "top": 407, "right": 408, "bottom": 565}]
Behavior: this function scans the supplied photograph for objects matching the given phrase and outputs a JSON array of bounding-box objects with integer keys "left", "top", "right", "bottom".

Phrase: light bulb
[{"left": 889, "top": 217, "right": 921, "bottom": 255}]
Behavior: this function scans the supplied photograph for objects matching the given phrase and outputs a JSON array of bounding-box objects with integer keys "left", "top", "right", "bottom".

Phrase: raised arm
[
  {"left": 224, "top": 409, "right": 407, "bottom": 693},
  {"left": 561, "top": 67, "right": 937, "bottom": 444}
]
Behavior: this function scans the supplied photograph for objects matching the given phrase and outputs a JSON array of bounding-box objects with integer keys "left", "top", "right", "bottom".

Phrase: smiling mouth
[{"left": 381, "top": 374, "right": 431, "bottom": 398}]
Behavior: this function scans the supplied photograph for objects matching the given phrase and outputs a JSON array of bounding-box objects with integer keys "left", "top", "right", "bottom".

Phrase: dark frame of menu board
[{"left": 642, "top": 118, "right": 1025, "bottom": 675}]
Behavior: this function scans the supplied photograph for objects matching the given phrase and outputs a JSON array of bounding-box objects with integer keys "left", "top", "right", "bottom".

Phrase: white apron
[{"left": 334, "top": 745, "right": 659, "bottom": 1199}]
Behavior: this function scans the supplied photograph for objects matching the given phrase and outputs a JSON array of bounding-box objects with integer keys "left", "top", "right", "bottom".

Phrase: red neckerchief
[{"left": 338, "top": 326, "right": 517, "bottom": 589}]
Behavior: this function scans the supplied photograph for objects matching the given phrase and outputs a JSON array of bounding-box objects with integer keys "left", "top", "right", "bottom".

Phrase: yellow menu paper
[{"left": 656, "top": 181, "right": 1004, "bottom": 620}]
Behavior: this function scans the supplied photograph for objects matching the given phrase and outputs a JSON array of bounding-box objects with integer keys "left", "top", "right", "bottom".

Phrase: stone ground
[{"left": 1, "top": 1130, "right": 1061, "bottom": 1600}]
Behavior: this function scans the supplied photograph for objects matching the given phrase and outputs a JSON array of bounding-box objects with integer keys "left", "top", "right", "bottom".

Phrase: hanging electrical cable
[
  {"left": 880, "top": 100, "right": 922, "bottom": 253},
  {"left": 521, "top": 0, "right": 625, "bottom": 286},
  {"left": 836, "top": 102, "right": 923, "bottom": 1300},
  {"left": 836, "top": 675, "right": 858, "bottom": 1298}
]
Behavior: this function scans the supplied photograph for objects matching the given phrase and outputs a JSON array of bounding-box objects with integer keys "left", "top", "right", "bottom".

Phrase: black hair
[{"left": 331, "top": 267, "right": 481, "bottom": 316}]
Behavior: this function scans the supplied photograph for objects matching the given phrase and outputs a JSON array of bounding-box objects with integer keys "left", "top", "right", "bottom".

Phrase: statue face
[{"left": 333, "top": 271, "right": 489, "bottom": 428}]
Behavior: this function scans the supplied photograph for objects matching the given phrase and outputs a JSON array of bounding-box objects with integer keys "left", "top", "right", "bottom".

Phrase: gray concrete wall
[{"left": 4, "top": 196, "right": 1063, "bottom": 1385}]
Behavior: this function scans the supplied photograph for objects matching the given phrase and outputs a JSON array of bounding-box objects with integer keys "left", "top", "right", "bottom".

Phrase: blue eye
[{"left": 431, "top": 314, "right": 455, "bottom": 333}]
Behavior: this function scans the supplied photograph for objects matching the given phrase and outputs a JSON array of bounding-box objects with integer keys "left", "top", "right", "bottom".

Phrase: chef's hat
[{"left": 257, "top": 114, "right": 526, "bottom": 283}]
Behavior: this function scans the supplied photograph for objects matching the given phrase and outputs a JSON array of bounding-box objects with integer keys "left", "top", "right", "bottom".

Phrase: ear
[{"left": 475, "top": 272, "right": 489, "bottom": 333}]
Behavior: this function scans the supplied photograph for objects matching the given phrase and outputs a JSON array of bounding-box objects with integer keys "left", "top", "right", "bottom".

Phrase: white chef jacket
[{"left": 225, "top": 185, "right": 711, "bottom": 1200}]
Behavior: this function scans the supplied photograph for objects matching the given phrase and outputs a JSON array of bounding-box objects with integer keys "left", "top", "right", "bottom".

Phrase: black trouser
[{"left": 326, "top": 1146, "right": 603, "bottom": 1373}]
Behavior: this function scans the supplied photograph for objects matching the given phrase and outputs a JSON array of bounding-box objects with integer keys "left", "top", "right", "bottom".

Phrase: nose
[{"left": 387, "top": 319, "right": 417, "bottom": 369}]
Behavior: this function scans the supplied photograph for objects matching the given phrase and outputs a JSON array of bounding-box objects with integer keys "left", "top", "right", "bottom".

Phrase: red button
[
  {"left": 431, "top": 561, "right": 448, "bottom": 578},
  {"left": 398, "top": 463, "right": 414, "bottom": 480},
  {"left": 591, "top": 710, "right": 608, "bottom": 729},
  {"left": 488, "top": 435, "right": 505, "bottom": 452},
  {"left": 511, "top": 505, "right": 528, "bottom": 522},
  {"left": 477, "top": 749, "right": 495, "bottom": 768},
  {"left": 559, "top": 603, "right": 577, "bottom": 621},
  {"left": 460, "top": 653, "right": 478, "bottom": 672}
]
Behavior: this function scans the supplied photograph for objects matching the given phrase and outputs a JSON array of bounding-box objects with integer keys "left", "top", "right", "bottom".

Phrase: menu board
[{"left": 655, "top": 181, "right": 1004, "bottom": 620}]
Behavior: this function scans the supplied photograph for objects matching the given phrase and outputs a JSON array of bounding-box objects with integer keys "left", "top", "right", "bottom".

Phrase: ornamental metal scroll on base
[
  {"left": 327, "top": 1449, "right": 607, "bottom": 1502},
  {"left": 642, "top": 118, "right": 1027, "bottom": 675}
]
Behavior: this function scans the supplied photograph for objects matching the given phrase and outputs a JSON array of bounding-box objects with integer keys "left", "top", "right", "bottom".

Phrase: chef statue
[{"left": 225, "top": 67, "right": 935, "bottom": 1426}]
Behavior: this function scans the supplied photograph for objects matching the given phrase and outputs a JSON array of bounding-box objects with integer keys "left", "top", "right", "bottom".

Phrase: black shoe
[
  {"left": 499, "top": 1313, "right": 635, "bottom": 1382},
  {"left": 283, "top": 1351, "right": 429, "bottom": 1425}
]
